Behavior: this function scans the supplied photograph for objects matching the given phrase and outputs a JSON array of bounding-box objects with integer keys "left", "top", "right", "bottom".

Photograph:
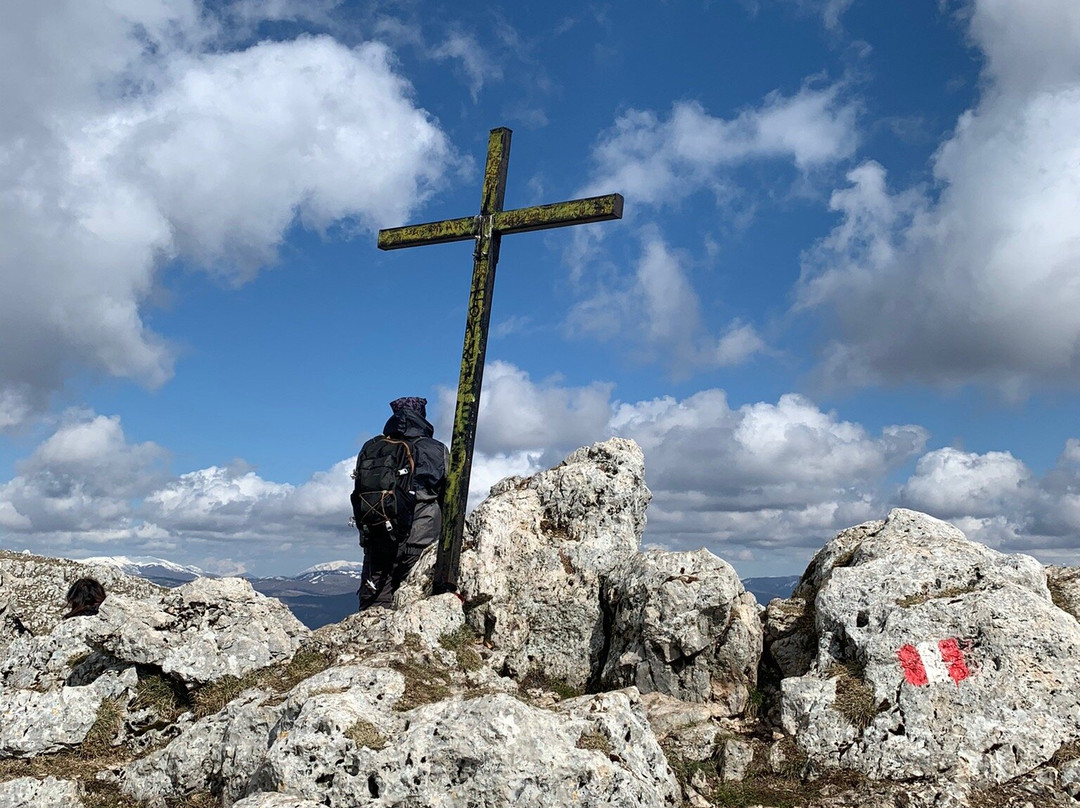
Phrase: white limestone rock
[
  {"left": 120, "top": 690, "right": 278, "bottom": 805},
  {"left": 255, "top": 688, "right": 678, "bottom": 808},
  {"left": 718, "top": 737, "right": 754, "bottom": 782},
  {"left": 0, "top": 666, "right": 136, "bottom": 757},
  {"left": 91, "top": 577, "right": 309, "bottom": 686},
  {"left": 781, "top": 508, "right": 1080, "bottom": 787},
  {"left": 0, "top": 776, "right": 82, "bottom": 807},
  {"left": 306, "top": 591, "right": 466, "bottom": 666},
  {"left": 232, "top": 794, "right": 326, "bottom": 808},
  {"left": 452, "top": 438, "right": 649, "bottom": 690},
  {"left": 600, "top": 548, "right": 762, "bottom": 713},
  {"left": 0, "top": 549, "right": 162, "bottom": 644},
  {"left": 1046, "top": 565, "right": 1080, "bottom": 621},
  {"left": 763, "top": 595, "right": 815, "bottom": 680},
  {"left": 0, "top": 615, "right": 109, "bottom": 691}
]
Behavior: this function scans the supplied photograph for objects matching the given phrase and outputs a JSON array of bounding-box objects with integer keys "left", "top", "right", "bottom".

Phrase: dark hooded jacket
[{"left": 382, "top": 409, "right": 449, "bottom": 550}]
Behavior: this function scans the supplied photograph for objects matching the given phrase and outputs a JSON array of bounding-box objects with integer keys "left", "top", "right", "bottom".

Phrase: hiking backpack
[{"left": 350, "top": 435, "right": 416, "bottom": 546}]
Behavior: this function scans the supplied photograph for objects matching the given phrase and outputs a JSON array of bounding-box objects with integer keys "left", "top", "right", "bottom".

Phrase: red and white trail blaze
[{"left": 897, "top": 638, "right": 971, "bottom": 686}]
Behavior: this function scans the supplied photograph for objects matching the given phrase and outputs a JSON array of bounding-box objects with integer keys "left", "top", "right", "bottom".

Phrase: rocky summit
[{"left": 1, "top": 439, "right": 1079, "bottom": 807}]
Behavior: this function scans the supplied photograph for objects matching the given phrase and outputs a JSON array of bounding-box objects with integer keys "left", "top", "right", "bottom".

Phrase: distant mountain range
[{"left": 81, "top": 555, "right": 801, "bottom": 629}]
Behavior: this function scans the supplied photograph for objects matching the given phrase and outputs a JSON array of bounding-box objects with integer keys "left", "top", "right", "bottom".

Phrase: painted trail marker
[
  {"left": 897, "top": 638, "right": 972, "bottom": 686},
  {"left": 377, "top": 127, "right": 623, "bottom": 595}
]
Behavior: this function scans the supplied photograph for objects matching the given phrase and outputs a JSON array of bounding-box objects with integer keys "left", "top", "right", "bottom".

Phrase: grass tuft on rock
[
  {"left": 81, "top": 781, "right": 140, "bottom": 808},
  {"left": 191, "top": 649, "right": 332, "bottom": 718},
  {"left": 81, "top": 697, "right": 124, "bottom": 759},
  {"left": 133, "top": 672, "right": 186, "bottom": 722},
  {"left": 345, "top": 719, "right": 387, "bottom": 750},
  {"left": 438, "top": 625, "right": 483, "bottom": 672},
  {"left": 828, "top": 661, "right": 878, "bottom": 731},
  {"left": 575, "top": 730, "right": 612, "bottom": 754},
  {"left": 391, "top": 658, "right": 453, "bottom": 712},
  {"left": 518, "top": 667, "right": 583, "bottom": 700}
]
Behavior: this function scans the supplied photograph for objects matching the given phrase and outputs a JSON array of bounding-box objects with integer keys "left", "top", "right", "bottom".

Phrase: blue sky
[{"left": 3, "top": 0, "right": 1080, "bottom": 578}]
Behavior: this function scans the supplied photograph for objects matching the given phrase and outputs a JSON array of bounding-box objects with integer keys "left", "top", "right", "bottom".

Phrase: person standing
[{"left": 354, "top": 397, "right": 448, "bottom": 610}]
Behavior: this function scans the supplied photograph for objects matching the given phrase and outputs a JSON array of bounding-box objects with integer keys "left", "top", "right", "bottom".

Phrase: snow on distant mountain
[
  {"left": 76, "top": 555, "right": 207, "bottom": 585},
  {"left": 300, "top": 560, "right": 364, "bottom": 575}
]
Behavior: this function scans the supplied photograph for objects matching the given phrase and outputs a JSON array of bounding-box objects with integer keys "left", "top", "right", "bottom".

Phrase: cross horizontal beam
[
  {"left": 376, "top": 193, "right": 623, "bottom": 251},
  {"left": 493, "top": 194, "right": 623, "bottom": 236}
]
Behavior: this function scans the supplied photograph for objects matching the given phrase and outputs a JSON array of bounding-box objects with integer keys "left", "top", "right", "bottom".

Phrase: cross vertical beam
[
  {"left": 437, "top": 127, "right": 510, "bottom": 594},
  {"left": 377, "top": 127, "right": 623, "bottom": 595}
]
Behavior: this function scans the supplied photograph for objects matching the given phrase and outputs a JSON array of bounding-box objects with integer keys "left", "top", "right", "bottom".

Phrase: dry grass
[
  {"left": 345, "top": 719, "right": 386, "bottom": 750},
  {"left": 575, "top": 730, "right": 612, "bottom": 754},
  {"left": 828, "top": 662, "right": 878, "bottom": 731},
  {"left": 518, "top": 667, "right": 582, "bottom": 701},
  {"left": 896, "top": 584, "right": 976, "bottom": 608},
  {"left": 191, "top": 649, "right": 332, "bottom": 718},
  {"left": 0, "top": 700, "right": 134, "bottom": 800},
  {"left": 390, "top": 657, "right": 453, "bottom": 712},
  {"left": 81, "top": 698, "right": 124, "bottom": 759},
  {"left": 1048, "top": 577, "right": 1073, "bottom": 614},
  {"left": 438, "top": 625, "right": 483, "bottom": 672},
  {"left": 132, "top": 672, "right": 186, "bottom": 723}
]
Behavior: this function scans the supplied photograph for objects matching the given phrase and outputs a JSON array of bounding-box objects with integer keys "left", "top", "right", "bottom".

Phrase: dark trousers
[{"left": 357, "top": 500, "right": 440, "bottom": 611}]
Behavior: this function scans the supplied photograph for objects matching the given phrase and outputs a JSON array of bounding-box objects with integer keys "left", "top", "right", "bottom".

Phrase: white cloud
[
  {"left": 900, "top": 447, "right": 1031, "bottom": 519},
  {"left": 797, "top": 0, "right": 1080, "bottom": 393},
  {"left": 895, "top": 440, "right": 1080, "bottom": 560},
  {"left": 11, "top": 380, "right": 1080, "bottom": 577},
  {"left": 436, "top": 360, "right": 614, "bottom": 463},
  {"left": 0, "top": 2, "right": 453, "bottom": 429},
  {"left": 440, "top": 366, "right": 927, "bottom": 568},
  {"left": 565, "top": 82, "right": 854, "bottom": 373},
  {"left": 566, "top": 229, "right": 766, "bottom": 373},
  {"left": 611, "top": 390, "right": 926, "bottom": 514},
  {"left": 0, "top": 412, "right": 166, "bottom": 535},
  {"left": 431, "top": 30, "right": 502, "bottom": 101},
  {"left": 582, "top": 84, "right": 858, "bottom": 207}
]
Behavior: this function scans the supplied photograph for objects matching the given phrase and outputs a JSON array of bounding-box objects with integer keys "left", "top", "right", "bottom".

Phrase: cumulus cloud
[
  {"left": 565, "top": 82, "right": 854, "bottom": 372},
  {"left": 8, "top": 380, "right": 1080, "bottom": 575},
  {"left": 797, "top": 0, "right": 1080, "bottom": 394},
  {"left": 581, "top": 83, "right": 859, "bottom": 206},
  {"left": 435, "top": 360, "right": 614, "bottom": 462},
  {"left": 439, "top": 364, "right": 927, "bottom": 565},
  {"left": 566, "top": 229, "right": 767, "bottom": 373},
  {"left": 610, "top": 390, "right": 927, "bottom": 557},
  {"left": 0, "top": 412, "right": 166, "bottom": 535},
  {"left": 0, "top": 1, "right": 453, "bottom": 429},
  {"left": 900, "top": 447, "right": 1031, "bottom": 519},
  {"left": 0, "top": 410, "right": 358, "bottom": 566},
  {"left": 897, "top": 440, "right": 1080, "bottom": 563}
]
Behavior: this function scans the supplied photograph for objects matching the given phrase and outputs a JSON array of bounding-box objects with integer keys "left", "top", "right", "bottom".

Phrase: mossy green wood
[{"left": 377, "top": 126, "right": 623, "bottom": 594}]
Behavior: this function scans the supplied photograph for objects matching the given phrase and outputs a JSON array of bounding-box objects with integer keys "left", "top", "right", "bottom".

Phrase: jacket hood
[{"left": 383, "top": 408, "right": 435, "bottom": 440}]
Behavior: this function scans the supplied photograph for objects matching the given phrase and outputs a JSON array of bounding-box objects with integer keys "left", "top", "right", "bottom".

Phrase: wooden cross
[{"left": 377, "top": 127, "right": 623, "bottom": 595}]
